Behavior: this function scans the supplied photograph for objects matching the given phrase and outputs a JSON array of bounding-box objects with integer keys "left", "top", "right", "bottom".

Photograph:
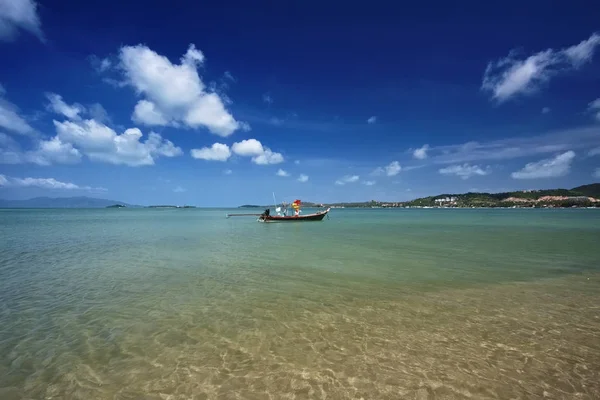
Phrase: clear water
[{"left": 1, "top": 208, "right": 599, "bottom": 399}]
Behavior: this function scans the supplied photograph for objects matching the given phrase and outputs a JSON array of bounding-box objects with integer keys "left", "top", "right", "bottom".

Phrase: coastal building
[{"left": 434, "top": 197, "right": 457, "bottom": 204}]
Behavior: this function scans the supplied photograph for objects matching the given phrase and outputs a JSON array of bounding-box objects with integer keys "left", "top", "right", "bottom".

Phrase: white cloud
[
  {"left": 373, "top": 161, "right": 401, "bottom": 177},
  {"left": 276, "top": 168, "right": 289, "bottom": 177},
  {"left": 594, "top": 168, "right": 600, "bottom": 178},
  {"left": 367, "top": 116, "right": 377, "bottom": 124},
  {"left": 439, "top": 164, "right": 490, "bottom": 179},
  {"left": 88, "top": 103, "right": 111, "bottom": 124},
  {"left": 482, "top": 33, "right": 600, "bottom": 102},
  {"left": 511, "top": 151, "right": 575, "bottom": 179},
  {"left": 542, "top": 107, "right": 551, "bottom": 114},
  {"left": 253, "top": 149, "right": 284, "bottom": 165},
  {"left": 45, "top": 93, "right": 85, "bottom": 120},
  {"left": 413, "top": 144, "right": 429, "bottom": 160},
  {"left": 422, "top": 126, "right": 600, "bottom": 165},
  {"left": 27, "top": 136, "right": 82, "bottom": 165},
  {"left": 0, "top": 89, "right": 36, "bottom": 136},
  {"left": 362, "top": 180, "right": 376, "bottom": 186},
  {"left": 53, "top": 119, "right": 182, "bottom": 166},
  {"left": 173, "top": 186, "right": 186, "bottom": 193},
  {"left": 231, "top": 138, "right": 263, "bottom": 156},
  {"left": 117, "top": 44, "right": 242, "bottom": 136},
  {"left": 132, "top": 99, "right": 169, "bottom": 126},
  {"left": 223, "top": 169, "right": 233, "bottom": 175},
  {"left": 588, "top": 98, "right": 600, "bottom": 121},
  {"left": 239, "top": 121, "right": 251, "bottom": 132},
  {"left": 190, "top": 142, "right": 231, "bottom": 161},
  {"left": 0, "top": 0, "right": 43, "bottom": 42},
  {"left": 589, "top": 147, "right": 600, "bottom": 156},
  {"left": 0, "top": 130, "right": 81, "bottom": 166},
  {"left": 99, "top": 58, "right": 111, "bottom": 72},
  {"left": 294, "top": 160, "right": 300, "bottom": 165},
  {"left": 335, "top": 175, "right": 360, "bottom": 185},
  {"left": 263, "top": 93, "right": 273, "bottom": 104},
  {"left": 297, "top": 174, "right": 308, "bottom": 183},
  {"left": 0, "top": 175, "right": 105, "bottom": 191},
  {"left": 231, "top": 138, "right": 284, "bottom": 165}
]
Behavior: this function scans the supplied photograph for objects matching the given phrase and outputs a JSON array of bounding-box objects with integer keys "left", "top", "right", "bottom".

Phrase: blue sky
[{"left": 1, "top": 0, "right": 600, "bottom": 206}]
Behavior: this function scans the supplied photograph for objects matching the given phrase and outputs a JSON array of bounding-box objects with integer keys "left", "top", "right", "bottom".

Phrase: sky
[{"left": 0, "top": 0, "right": 600, "bottom": 206}]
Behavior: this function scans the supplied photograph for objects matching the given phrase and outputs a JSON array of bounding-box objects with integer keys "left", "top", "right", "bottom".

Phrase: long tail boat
[
  {"left": 257, "top": 207, "right": 331, "bottom": 222},
  {"left": 227, "top": 198, "right": 331, "bottom": 222}
]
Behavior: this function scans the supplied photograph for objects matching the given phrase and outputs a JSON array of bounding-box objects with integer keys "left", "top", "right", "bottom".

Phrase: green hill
[
  {"left": 403, "top": 183, "right": 600, "bottom": 208},
  {"left": 571, "top": 183, "right": 600, "bottom": 198}
]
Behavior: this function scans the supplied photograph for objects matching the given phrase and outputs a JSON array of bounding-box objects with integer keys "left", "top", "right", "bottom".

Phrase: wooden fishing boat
[
  {"left": 258, "top": 207, "right": 330, "bottom": 222},
  {"left": 226, "top": 198, "right": 331, "bottom": 222}
]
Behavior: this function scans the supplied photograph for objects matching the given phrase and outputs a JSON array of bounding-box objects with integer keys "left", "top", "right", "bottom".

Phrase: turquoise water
[{"left": 1, "top": 208, "right": 599, "bottom": 399}]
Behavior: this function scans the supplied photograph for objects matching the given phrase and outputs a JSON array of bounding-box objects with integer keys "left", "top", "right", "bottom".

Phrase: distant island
[
  {"left": 2, "top": 184, "right": 599, "bottom": 209},
  {"left": 0, "top": 196, "right": 139, "bottom": 209},
  {"left": 239, "top": 183, "right": 600, "bottom": 209},
  {"left": 0, "top": 197, "right": 198, "bottom": 209}
]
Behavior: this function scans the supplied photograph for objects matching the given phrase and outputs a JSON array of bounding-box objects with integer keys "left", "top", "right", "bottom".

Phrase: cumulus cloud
[
  {"left": 87, "top": 103, "right": 111, "bottom": 124},
  {"left": 132, "top": 99, "right": 169, "bottom": 126},
  {"left": 45, "top": 93, "right": 85, "bottom": 120},
  {"left": 231, "top": 138, "right": 284, "bottom": 165},
  {"left": 511, "top": 151, "right": 575, "bottom": 179},
  {"left": 413, "top": 144, "right": 429, "bottom": 160},
  {"left": 252, "top": 149, "right": 283, "bottom": 165},
  {"left": 297, "top": 174, "right": 308, "bottom": 183},
  {"left": 335, "top": 175, "right": 360, "bottom": 185},
  {"left": 594, "top": 168, "right": 600, "bottom": 178},
  {"left": 0, "top": 0, "right": 43, "bottom": 42},
  {"left": 117, "top": 44, "right": 244, "bottom": 136},
  {"left": 231, "top": 138, "right": 263, "bottom": 156},
  {"left": 362, "top": 180, "right": 376, "bottom": 186},
  {"left": 589, "top": 147, "right": 600, "bottom": 156},
  {"left": 482, "top": 33, "right": 600, "bottom": 102},
  {"left": 0, "top": 130, "right": 81, "bottom": 166},
  {"left": 52, "top": 119, "right": 182, "bottom": 166},
  {"left": 439, "top": 164, "right": 490, "bottom": 179},
  {"left": 0, "top": 174, "right": 105, "bottom": 191},
  {"left": 27, "top": 136, "right": 82, "bottom": 165},
  {"left": 173, "top": 186, "right": 186, "bottom": 193},
  {"left": 372, "top": 161, "right": 401, "bottom": 177},
  {"left": 190, "top": 142, "right": 231, "bottom": 161},
  {"left": 223, "top": 169, "right": 233, "bottom": 175},
  {"left": 367, "top": 116, "right": 377, "bottom": 124},
  {"left": 276, "top": 169, "right": 289, "bottom": 177}
]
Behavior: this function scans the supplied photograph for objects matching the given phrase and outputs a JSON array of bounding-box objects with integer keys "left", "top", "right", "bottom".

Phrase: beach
[{"left": 1, "top": 208, "right": 599, "bottom": 399}]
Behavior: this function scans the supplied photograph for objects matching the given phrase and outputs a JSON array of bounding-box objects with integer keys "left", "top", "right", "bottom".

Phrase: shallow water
[{"left": 1, "top": 208, "right": 599, "bottom": 399}]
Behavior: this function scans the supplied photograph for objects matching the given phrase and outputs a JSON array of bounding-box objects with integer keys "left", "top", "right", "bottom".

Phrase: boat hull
[{"left": 260, "top": 208, "right": 330, "bottom": 222}]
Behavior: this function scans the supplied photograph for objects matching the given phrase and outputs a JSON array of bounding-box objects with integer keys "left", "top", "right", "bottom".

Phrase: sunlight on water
[{"left": 1, "top": 208, "right": 599, "bottom": 399}]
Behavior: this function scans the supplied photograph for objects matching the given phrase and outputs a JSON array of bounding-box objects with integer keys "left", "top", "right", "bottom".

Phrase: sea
[{"left": 1, "top": 208, "right": 599, "bottom": 399}]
